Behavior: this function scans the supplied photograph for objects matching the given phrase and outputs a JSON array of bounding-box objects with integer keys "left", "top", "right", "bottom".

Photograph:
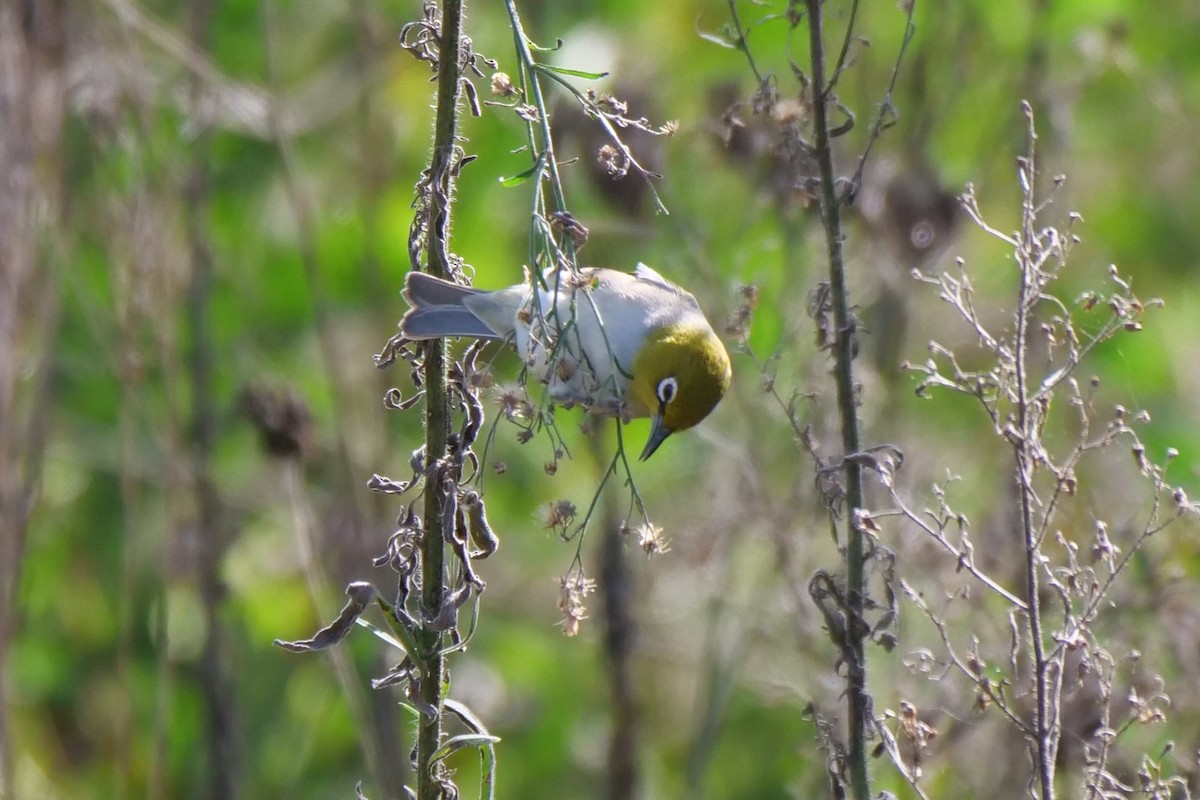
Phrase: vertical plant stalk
[
  {"left": 185, "top": 1, "right": 242, "bottom": 796},
  {"left": 261, "top": 1, "right": 369, "bottom": 547},
  {"left": 417, "top": 0, "right": 464, "bottom": 796},
  {"left": 353, "top": 0, "right": 390, "bottom": 308},
  {"left": 600, "top": 529, "right": 638, "bottom": 800},
  {"left": 803, "top": 1, "right": 870, "bottom": 797},
  {"left": 259, "top": 3, "right": 400, "bottom": 792},
  {"left": 0, "top": 9, "right": 27, "bottom": 794},
  {"left": 351, "top": 8, "right": 410, "bottom": 790},
  {"left": 594, "top": 425, "right": 639, "bottom": 800},
  {"left": 106, "top": 13, "right": 159, "bottom": 796},
  {"left": 1012, "top": 103, "right": 1056, "bottom": 800},
  {"left": 0, "top": 2, "right": 66, "bottom": 793}
]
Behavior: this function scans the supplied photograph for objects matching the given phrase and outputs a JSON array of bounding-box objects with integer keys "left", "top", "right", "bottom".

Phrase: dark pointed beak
[{"left": 639, "top": 415, "right": 672, "bottom": 461}]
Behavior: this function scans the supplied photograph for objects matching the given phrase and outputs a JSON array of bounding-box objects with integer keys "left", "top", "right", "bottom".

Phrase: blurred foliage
[{"left": 7, "top": 0, "right": 1200, "bottom": 798}]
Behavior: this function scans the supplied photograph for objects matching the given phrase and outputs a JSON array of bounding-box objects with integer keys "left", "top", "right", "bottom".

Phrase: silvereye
[{"left": 400, "top": 264, "right": 731, "bottom": 460}]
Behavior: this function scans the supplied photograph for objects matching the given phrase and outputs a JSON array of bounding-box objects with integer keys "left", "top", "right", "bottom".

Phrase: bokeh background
[{"left": 4, "top": 0, "right": 1200, "bottom": 797}]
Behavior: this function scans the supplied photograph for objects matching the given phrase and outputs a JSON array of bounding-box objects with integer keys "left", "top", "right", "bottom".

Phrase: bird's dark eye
[{"left": 656, "top": 376, "right": 677, "bottom": 405}]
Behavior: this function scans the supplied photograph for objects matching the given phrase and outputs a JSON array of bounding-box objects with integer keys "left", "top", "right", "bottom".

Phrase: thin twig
[
  {"left": 1011, "top": 102, "right": 1057, "bottom": 800},
  {"left": 847, "top": 1, "right": 916, "bottom": 199},
  {"left": 726, "top": 0, "right": 763, "bottom": 82}
]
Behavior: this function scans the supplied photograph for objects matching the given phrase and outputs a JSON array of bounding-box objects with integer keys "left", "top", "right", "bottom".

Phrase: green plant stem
[
  {"left": 502, "top": 0, "right": 590, "bottom": 268},
  {"left": 726, "top": 0, "right": 763, "bottom": 82},
  {"left": 417, "top": 0, "right": 465, "bottom": 797},
  {"left": 803, "top": 2, "right": 870, "bottom": 798},
  {"left": 503, "top": 0, "right": 569, "bottom": 215}
]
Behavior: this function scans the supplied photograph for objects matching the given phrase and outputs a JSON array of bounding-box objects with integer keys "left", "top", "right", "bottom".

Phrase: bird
[{"left": 399, "top": 263, "right": 731, "bottom": 460}]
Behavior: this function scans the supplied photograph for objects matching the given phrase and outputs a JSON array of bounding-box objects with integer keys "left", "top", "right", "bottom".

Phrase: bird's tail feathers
[
  {"left": 400, "top": 272, "right": 503, "bottom": 340},
  {"left": 403, "top": 271, "right": 481, "bottom": 306},
  {"left": 400, "top": 307, "right": 501, "bottom": 340}
]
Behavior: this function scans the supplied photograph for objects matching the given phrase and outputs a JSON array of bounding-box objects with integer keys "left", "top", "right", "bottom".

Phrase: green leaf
[
  {"left": 526, "top": 37, "right": 564, "bottom": 52},
  {"left": 498, "top": 164, "right": 540, "bottom": 187},
  {"left": 533, "top": 63, "right": 610, "bottom": 80},
  {"left": 499, "top": 152, "right": 548, "bottom": 187},
  {"left": 698, "top": 29, "right": 737, "bottom": 49},
  {"left": 354, "top": 617, "right": 410, "bottom": 654}
]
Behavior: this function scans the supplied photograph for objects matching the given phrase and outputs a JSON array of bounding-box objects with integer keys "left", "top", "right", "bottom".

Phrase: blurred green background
[{"left": 3, "top": 0, "right": 1200, "bottom": 798}]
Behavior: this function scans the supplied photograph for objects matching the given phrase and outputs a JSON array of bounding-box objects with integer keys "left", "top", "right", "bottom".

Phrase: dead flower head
[
  {"left": 596, "top": 143, "right": 630, "bottom": 178},
  {"left": 634, "top": 522, "right": 670, "bottom": 556},
  {"left": 544, "top": 499, "right": 577, "bottom": 532},
  {"left": 490, "top": 71, "right": 516, "bottom": 97},
  {"left": 494, "top": 383, "right": 533, "bottom": 422},
  {"left": 558, "top": 572, "right": 597, "bottom": 637}
]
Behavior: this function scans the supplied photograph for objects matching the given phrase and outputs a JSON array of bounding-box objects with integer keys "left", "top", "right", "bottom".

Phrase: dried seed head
[
  {"left": 558, "top": 572, "right": 596, "bottom": 637},
  {"left": 549, "top": 211, "right": 589, "bottom": 249},
  {"left": 596, "top": 143, "right": 629, "bottom": 178},
  {"left": 544, "top": 499, "right": 577, "bottom": 531},
  {"left": 635, "top": 523, "right": 670, "bottom": 556},
  {"left": 495, "top": 384, "right": 531, "bottom": 421},
  {"left": 490, "top": 71, "right": 516, "bottom": 97},
  {"left": 725, "top": 283, "right": 759, "bottom": 338},
  {"left": 596, "top": 93, "right": 628, "bottom": 116}
]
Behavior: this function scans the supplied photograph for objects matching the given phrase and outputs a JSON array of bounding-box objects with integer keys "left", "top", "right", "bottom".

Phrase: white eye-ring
[{"left": 656, "top": 376, "right": 678, "bottom": 405}]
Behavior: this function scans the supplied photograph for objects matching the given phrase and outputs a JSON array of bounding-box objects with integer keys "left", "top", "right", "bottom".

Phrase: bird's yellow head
[{"left": 631, "top": 325, "right": 732, "bottom": 460}]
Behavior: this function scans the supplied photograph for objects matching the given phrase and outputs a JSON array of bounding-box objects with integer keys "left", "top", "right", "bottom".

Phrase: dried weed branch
[
  {"left": 717, "top": 2, "right": 920, "bottom": 796},
  {"left": 875, "top": 103, "right": 1196, "bottom": 798}
]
